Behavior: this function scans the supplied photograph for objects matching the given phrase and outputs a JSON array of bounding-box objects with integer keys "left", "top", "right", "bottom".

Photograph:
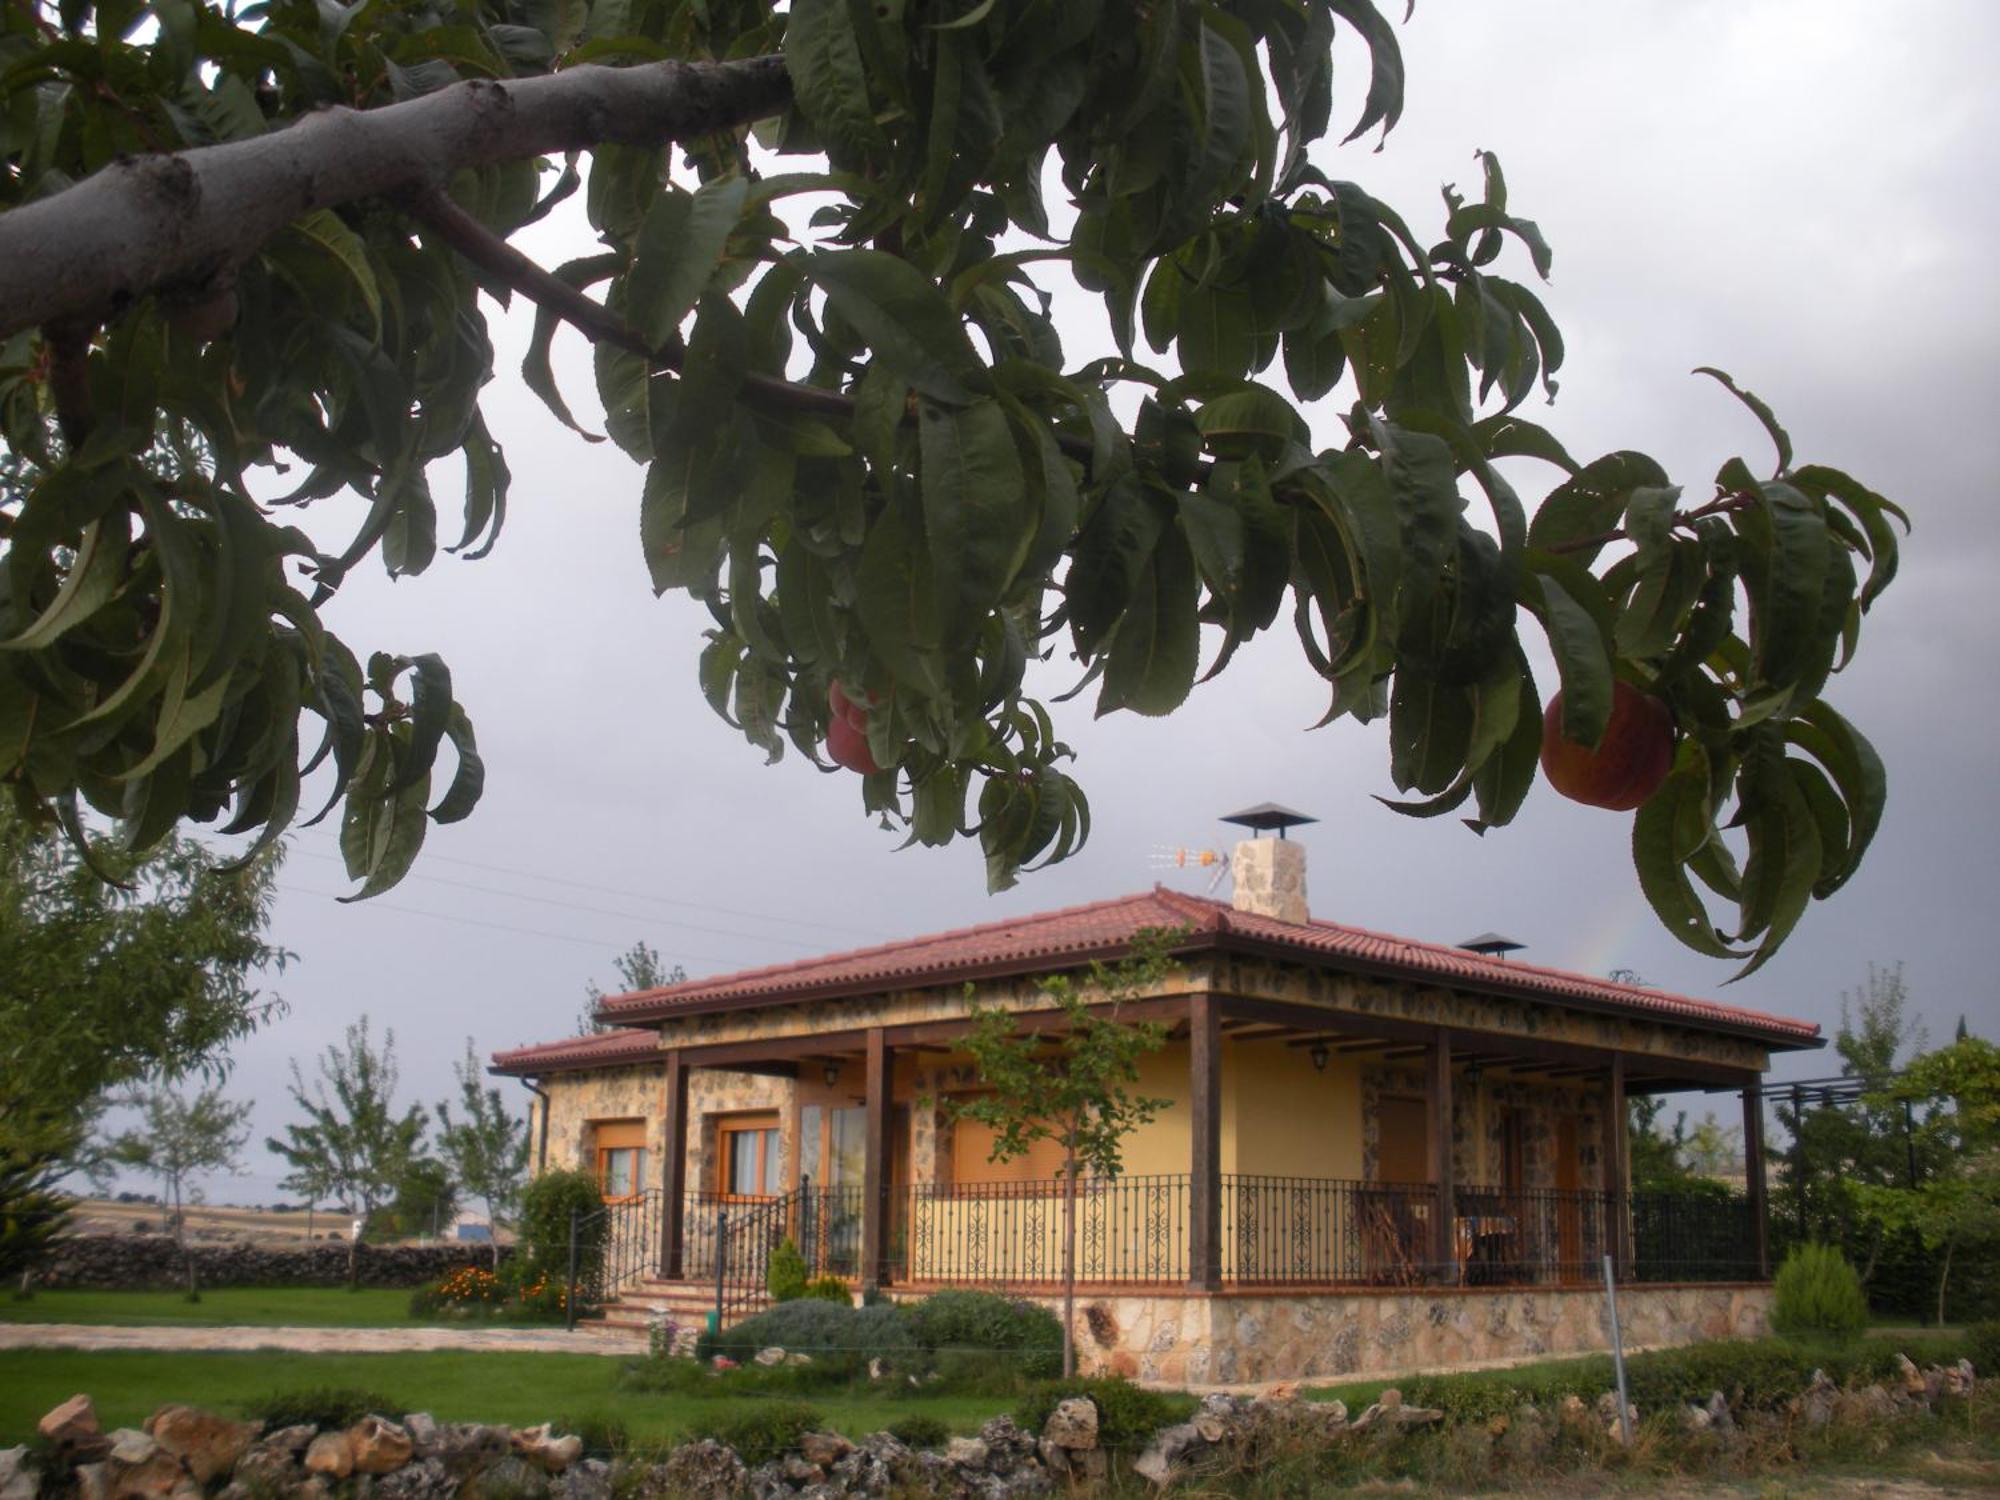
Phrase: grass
[
  {"left": 0, "top": 1350, "right": 1006, "bottom": 1451},
  {"left": 0, "top": 1287, "right": 427, "bottom": 1328}
]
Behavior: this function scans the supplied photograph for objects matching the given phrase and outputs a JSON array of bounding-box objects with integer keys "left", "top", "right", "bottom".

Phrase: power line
[
  {"left": 274, "top": 883, "right": 755, "bottom": 969},
  {"left": 290, "top": 849, "right": 827, "bottom": 952},
  {"left": 287, "top": 843, "right": 891, "bottom": 942}
]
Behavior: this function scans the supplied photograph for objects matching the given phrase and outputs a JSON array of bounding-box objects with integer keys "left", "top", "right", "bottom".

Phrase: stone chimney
[{"left": 1220, "top": 803, "right": 1316, "bottom": 925}]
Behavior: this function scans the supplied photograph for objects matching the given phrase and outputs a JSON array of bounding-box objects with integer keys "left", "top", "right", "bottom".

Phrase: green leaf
[
  {"left": 1097, "top": 524, "right": 1199, "bottom": 718},
  {"left": 285, "top": 209, "right": 382, "bottom": 341},
  {"left": 626, "top": 174, "right": 750, "bottom": 349},
  {"left": 1525, "top": 450, "right": 1670, "bottom": 562},
  {"left": 807, "top": 250, "right": 991, "bottom": 405},
  {"left": 855, "top": 501, "right": 946, "bottom": 692},
  {"left": 429, "top": 705, "right": 483, "bottom": 824},
  {"left": 1325, "top": 0, "right": 1404, "bottom": 145},
  {"left": 785, "top": 0, "right": 887, "bottom": 156},
  {"left": 1529, "top": 569, "right": 1611, "bottom": 748},
  {"left": 1783, "top": 699, "right": 1884, "bottom": 897},
  {"left": 1632, "top": 741, "right": 1746, "bottom": 961},
  {"left": 521, "top": 255, "right": 618, "bottom": 442},
  {"left": 919, "top": 397, "right": 1030, "bottom": 631},
  {"left": 1695, "top": 366, "right": 1791, "bottom": 474}
]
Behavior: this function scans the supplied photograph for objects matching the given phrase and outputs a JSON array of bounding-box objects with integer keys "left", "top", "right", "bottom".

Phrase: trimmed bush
[
  {"left": 518, "top": 1170, "right": 606, "bottom": 1283},
  {"left": 766, "top": 1239, "right": 808, "bottom": 1303},
  {"left": 243, "top": 1388, "right": 401, "bottom": 1430},
  {"left": 1013, "top": 1378, "right": 1196, "bottom": 1451},
  {"left": 698, "top": 1298, "right": 916, "bottom": 1370},
  {"left": 1771, "top": 1243, "right": 1868, "bottom": 1341},
  {"left": 906, "top": 1290, "right": 1062, "bottom": 1378},
  {"left": 801, "top": 1274, "right": 851, "bottom": 1303},
  {"left": 689, "top": 1402, "right": 824, "bottom": 1466}
]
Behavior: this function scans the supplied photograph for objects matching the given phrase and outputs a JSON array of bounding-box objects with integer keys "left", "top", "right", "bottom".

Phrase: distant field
[{"left": 65, "top": 1199, "right": 502, "bottom": 1249}]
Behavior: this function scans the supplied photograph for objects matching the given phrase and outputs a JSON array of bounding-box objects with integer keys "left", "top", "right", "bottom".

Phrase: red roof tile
[
  {"left": 579, "top": 887, "right": 1818, "bottom": 1047},
  {"left": 490, "top": 1027, "right": 657, "bottom": 1075}
]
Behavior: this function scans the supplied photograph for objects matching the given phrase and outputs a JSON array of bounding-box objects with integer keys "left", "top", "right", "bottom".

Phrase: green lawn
[
  {"left": 0, "top": 1350, "right": 1006, "bottom": 1450},
  {"left": 0, "top": 1288, "right": 426, "bottom": 1327}
]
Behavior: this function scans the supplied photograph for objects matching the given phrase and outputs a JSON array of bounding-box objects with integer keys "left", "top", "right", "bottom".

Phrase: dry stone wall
[{"left": 37, "top": 1235, "right": 510, "bottom": 1290}]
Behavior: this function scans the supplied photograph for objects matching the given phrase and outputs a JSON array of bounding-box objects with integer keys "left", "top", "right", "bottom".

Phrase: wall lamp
[
  {"left": 1309, "top": 1041, "right": 1329, "bottom": 1073},
  {"left": 822, "top": 1061, "right": 842, "bottom": 1087}
]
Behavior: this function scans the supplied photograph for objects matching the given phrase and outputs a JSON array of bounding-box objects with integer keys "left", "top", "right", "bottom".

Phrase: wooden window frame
[
  {"left": 716, "top": 1112, "right": 782, "bottom": 1201},
  {"left": 593, "top": 1120, "right": 647, "bottom": 1203}
]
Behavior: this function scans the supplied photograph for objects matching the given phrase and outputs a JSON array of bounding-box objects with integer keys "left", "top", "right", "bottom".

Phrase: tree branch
[
  {"left": 44, "top": 320, "right": 95, "bottom": 446},
  {"left": 0, "top": 54, "right": 793, "bottom": 341}
]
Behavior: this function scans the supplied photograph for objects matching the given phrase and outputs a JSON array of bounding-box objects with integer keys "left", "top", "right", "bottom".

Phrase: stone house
[{"left": 490, "top": 824, "right": 1810, "bottom": 1382}]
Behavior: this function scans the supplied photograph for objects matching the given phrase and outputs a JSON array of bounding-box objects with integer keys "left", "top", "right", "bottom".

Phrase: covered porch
[{"left": 586, "top": 988, "right": 1773, "bottom": 1315}]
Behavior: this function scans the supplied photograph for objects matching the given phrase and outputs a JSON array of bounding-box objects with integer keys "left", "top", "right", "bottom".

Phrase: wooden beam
[
  {"left": 659, "top": 1050, "right": 689, "bottom": 1279},
  {"left": 861, "top": 1028, "right": 892, "bottom": 1293},
  {"left": 1189, "top": 993, "right": 1222, "bottom": 1290},
  {"left": 1742, "top": 1083, "right": 1769, "bottom": 1279},
  {"left": 1429, "top": 1030, "right": 1456, "bottom": 1279}
]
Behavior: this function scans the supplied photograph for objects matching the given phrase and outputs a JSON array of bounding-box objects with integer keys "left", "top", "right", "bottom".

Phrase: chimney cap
[
  {"left": 1221, "top": 802, "right": 1317, "bottom": 837},
  {"left": 1458, "top": 931, "right": 1525, "bottom": 958}
]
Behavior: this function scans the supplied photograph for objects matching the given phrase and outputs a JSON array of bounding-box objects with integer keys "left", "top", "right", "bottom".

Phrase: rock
[
  {"left": 867, "top": 1358, "right": 885, "bottom": 1381},
  {"left": 976, "top": 1416, "right": 1038, "bottom": 1472},
  {"left": 549, "top": 1458, "right": 613, "bottom": 1500},
  {"left": 753, "top": 1347, "right": 787, "bottom": 1367},
  {"left": 656, "top": 1440, "right": 745, "bottom": 1500},
  {"left": 1040, "top": 1398, "right": 1098, "bottom": 1452},
  {"left": 304, "top": 1433, "right": 354, "bottom": 1479},
  {"left": 1947, "top": 1358, "right": 1976, "bottom": 1398},
  {"left": 403, "top": 1415, "right": 441, "bottom": 1455},
  {"left": 783, "top": 1353, "right": 813, "bottom": 1367},
  {"left": 262, "top": 1426, "right": 320, "bottom": 1457},
  {"left": 106, "top": 1432, "right": 158, "bottom": 1468},
  {"left": 146, "top": 1405, "right": 258, "bottom": 1484},
  {"left": 39, "top": 1395, "right": 108, "bottom": 1459},
  {"left": 943, "top": 1437, "right": 988, "bottom": 1468},
  {"left": 228, "top": 1441, "right": 300, "bottom": 1496},
  {"left": 461, "top": 1456, "right": 549, "bottom": 1500},
  {"left": 349, "top": 1416, "right": 414, "bottom": 1476},
  {"left": 796, "top": 1433, "right": 851, "bottom": 1469},
  {"left": 75, "top": 1463, "right": 114, "bottom": 1500},
  {"left": 1895, "top": 1352, "right": 1926, "bottom": 1395},
  {"left": 1704, "top": 1391, "right": 1733, "bottom": 1431},
  {"left": 1262, "top": 1381, "right": 1300, "bottom": 1404},
  {"left": 510, "top": 1426, "right": 583, "bottom": 1475},
  {"left": 1377, "top": 1389, "right": 1403, "bottom": 1411},
  {"left": 373, "top": 1457, "right": 456, "bottom": 1500},
  {"left": 1556, "top": 1394, "right": 1588, "bottom": 1427},
  {"left": 1131, "top": 1423, "right": 1204, "bottom": 1487},
  {"left": 710, "top": 1357, "right": 737, "bottom": 1372},
  {"left": 1682, "top": 1405, "right": 1712, "bottom": 1432},
  {"left": 0, "top": 1448, "right": 37, "bottom": 1500},
  {"left": 423, "top": 1425, "right": 511, "bottom": 1479}
]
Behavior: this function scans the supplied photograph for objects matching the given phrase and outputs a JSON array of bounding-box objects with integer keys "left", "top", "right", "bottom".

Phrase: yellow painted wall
[{"left": 1225, "top": 1039, "right": 1364, "bottom": 1180}]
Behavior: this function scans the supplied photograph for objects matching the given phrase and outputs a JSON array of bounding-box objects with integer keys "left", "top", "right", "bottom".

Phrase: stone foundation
[{"left": 1003, "top": 1283, "right": 1771, "bottom": 1385}]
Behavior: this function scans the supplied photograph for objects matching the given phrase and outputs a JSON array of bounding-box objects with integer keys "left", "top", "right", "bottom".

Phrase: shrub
[
  {"left": 553, "top": 1414, "right": 628, "bottom": 1457},
  {"left": 408, "top": 1263, "right": 571, "bottom": 1322},
  {"left": 1772, "top": 1243, "right": 1869, "bottom": 1341},
  {"left": 518, "top": 1170, "right": 606, "bottom": 1283},
  {"left": 766, "top": 1239, "right": 808, "bottom": 1302},
  {"left": 699, "top": 1299, "right": 916, "bottom": 1369},
  {"left": 243, "top": 1388, "right": 401, "bottom": 1430},
  {"left": 1969, "top": 1320, "right": 2000, "bottom": 1378},
  {"left": 907, "top": 1290, "right": 1062, "bottom": 1377},
  {"left": 1014, "top": 1378, "right": 1195, "bottom": 1451},
  {"left": 802, "top": 1275, "right": 851, "bottom": 1304},
  {"left": 886, "top": 1415, "right": 949, "bottom": 1451},
  {"left": 688, "top": 1402, "right": 824, "bottom": 1467}
]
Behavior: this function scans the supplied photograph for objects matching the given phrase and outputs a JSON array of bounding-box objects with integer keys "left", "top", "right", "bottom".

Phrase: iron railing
[
  {"left": 1222, "top": 1176, "right": 1440, "bottom": 1285},
  {"left": 1628, "top": 1188, "right": 1757, "bottom": 1283},
  {"left": 897, "top": 1174, "right": 1190, "bottom": 1285},
  {"left": 1450, "top": 1185, "right": 1611, "bottom": 1285}
]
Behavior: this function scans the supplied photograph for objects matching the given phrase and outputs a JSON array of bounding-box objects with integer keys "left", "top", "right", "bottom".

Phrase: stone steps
[{"left": 585, "top": 1279, "right": 770, "bottom": 1338}]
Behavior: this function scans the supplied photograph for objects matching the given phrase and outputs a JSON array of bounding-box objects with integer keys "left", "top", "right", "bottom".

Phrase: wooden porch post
[
  {"left": 1603, "top": 1054, "right": 1628, "bottom": 1273},
  {"left": 1428, "top": 1029, "right": 1455, "bottom": 1280},
  {"left": 1188, "top": 994, "right": 1222, "bottom": 1290},
  {"left": 659, "top": 1050, "right": 689, "bottom": 1279},
  {"left": 1741, "top": 1081, "right": 1769, "bottom": 1279},
  {"left": 861, "top": 1028, "right": 893, "bottom": 1293}
]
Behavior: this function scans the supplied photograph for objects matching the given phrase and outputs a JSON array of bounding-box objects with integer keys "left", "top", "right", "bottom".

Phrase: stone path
[{"left": 0, "top": 1323, "right": 647, "bottom": 1355}]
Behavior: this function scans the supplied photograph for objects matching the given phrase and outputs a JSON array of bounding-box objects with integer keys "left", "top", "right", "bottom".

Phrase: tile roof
[
  {"left": 571, "top": 886, "right": 1819, "bottom": 1048},
  {"left": 490, "top": 1027, "right": 658, "bottom": 1076}
]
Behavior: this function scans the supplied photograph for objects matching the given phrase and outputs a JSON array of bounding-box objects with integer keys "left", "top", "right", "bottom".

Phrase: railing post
[
  {"left": 1602, "top": 1054, "right": 1628, "bottom": 1276},
  {"left": 861, "top": 1028, "right": 893, "bottom": 1294},
  {"left": 712, "top": 1203, "right": 727, "bottom": 1331},
  {"left": 565, "top": 1206, "right": 579, "bottom": 1333},
  {"left": 1188, "top": 994, "right": 1222, "bottom": 1290},
  {"left": 1428, "top": 1030, "right": 1456, "bottom": 1282},
  {"left": 1741, "top": 1082, "right": 1769, "bottom": 1279},
  {"left": 660, "top": 1050, "right": 689, "bottom": 1280}
]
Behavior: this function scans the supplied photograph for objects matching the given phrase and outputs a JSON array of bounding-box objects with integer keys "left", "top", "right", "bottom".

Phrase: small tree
[
  {"left": 435, "top": 1041, "right": 529, "bottom": 1266},
  {"left": 387, "top": 1158, "right": 460, "bottom": 1242},
  {"left": 266, "top": 1016, "right": 427, "bottom": 1284},
  {"left": 949, "top": 930, "right": 1179, "bottom": 1376},
  {"left": 1853, "top": 1036, "right": 2000, "bottom": 1325},
  {"left": 578, "top": 941, "right": 686, "bottom": 1036},
  {"left": 104, "top": 1084, "right": 251, "bottom": 1296}
]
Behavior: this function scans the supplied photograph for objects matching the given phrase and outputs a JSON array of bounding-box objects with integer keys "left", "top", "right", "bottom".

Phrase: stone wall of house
[
  {"left": 38, "top": 1235, "right": 510, "bottom": 1289},
  {"left": 535, "top": 1062, "right": 792, "bottom": 1194},
  {"left": 1023, "top": 1283, "right": 1773, "bottom": 1386}
]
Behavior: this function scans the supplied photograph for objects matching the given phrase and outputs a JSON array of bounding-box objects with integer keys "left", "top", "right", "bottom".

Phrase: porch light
[
  {"left": 1309, "top": 1041, "right": 1329, "bottom": 1072},
  {"left": 822, "top": 1061, "right": 841, "bottom": 1087}
]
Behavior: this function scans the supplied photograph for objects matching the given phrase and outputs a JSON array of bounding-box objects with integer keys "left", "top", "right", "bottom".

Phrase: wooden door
[
  {"left": 1555, "top": 1115, "right": 1583, "bottom": 1277},
  {"left": 1377, "top": 1096, "right": 1429, "bottom": 1183}
]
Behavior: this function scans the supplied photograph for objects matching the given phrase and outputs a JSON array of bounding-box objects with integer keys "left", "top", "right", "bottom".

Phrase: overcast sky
[{"left": 124, "top": 0, "right": 2000, "bottom": 1205}]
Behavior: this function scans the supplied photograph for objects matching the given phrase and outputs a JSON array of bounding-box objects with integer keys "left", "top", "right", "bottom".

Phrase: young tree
[
  {"left": 950, "top": 930, "right": 1178, "bottom": 1377},
  {"left": 103, "top": 1084, "right": 253, "bottom": 1295},
  {"left": 386, "top": 1157, "right": 460, "bottom": 1242},
  {"left": 0, "top": 2, "right": 1905, "bottom": 978},
  {"left": 1853, "top": 1038, "right": 2000, "bottom": 1325},
  {"left": 266, "top": 1017, "right": 427, "bottom": 1283},
  {"left": 435, "top": 1040, "right": 530, "bottom": 1264},
  {"left": 579, "top": 941, "right": 686, "bottom": 1036}
]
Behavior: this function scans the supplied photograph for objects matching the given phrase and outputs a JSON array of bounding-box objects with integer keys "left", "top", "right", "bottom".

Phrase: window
[
  {"left": 718, "top": 1115, "right": 782, "bottom": 1198},
  {"left": 593, "top": 1120, "right": 648, "bottom": 1201}
]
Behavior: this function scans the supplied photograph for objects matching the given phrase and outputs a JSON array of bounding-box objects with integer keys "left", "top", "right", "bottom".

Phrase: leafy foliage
[
  {"left": 264, "top": 1016, "right": 427, "bottom": 1276},
  {"left": 1012, "top": 1377, "right": 1196, "bottom": 1450},
  {"left": 0, "top": 0, "right": 1907, "bottom": 969},
  {"left": 800, "top": 1273, "right": 851, "bottom": 1303},
  {"left": 1770, "top": 1243, "right": 1869, "bottom": 1341},
  {"left": 766, "top": 1236, "right": 808, "bottom": 1302},
  {"left": 241, "top": 1387, "right": 403, "bottom": 1431},
  {"left": 903, "top": 1289, "right": 1061, "bottom": 1377},
  {"left": 0, "top": 1145, "right": 71, "bottom": 1283},
  {"left": 102, "top": 1083, "right": 251, "bottom": 1280},
  {"left": 434, "top": 1039, "right": 529, "bottom": 1255},
  {"left": 688, "top": 1401, "right": 824, "bottom": 1467},
  {"left": 580, "top": 941, "right": 686, "bottom": 1036},
  {"left": 518, "top": 1167, "right": 607, "bottom": 1280}
]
